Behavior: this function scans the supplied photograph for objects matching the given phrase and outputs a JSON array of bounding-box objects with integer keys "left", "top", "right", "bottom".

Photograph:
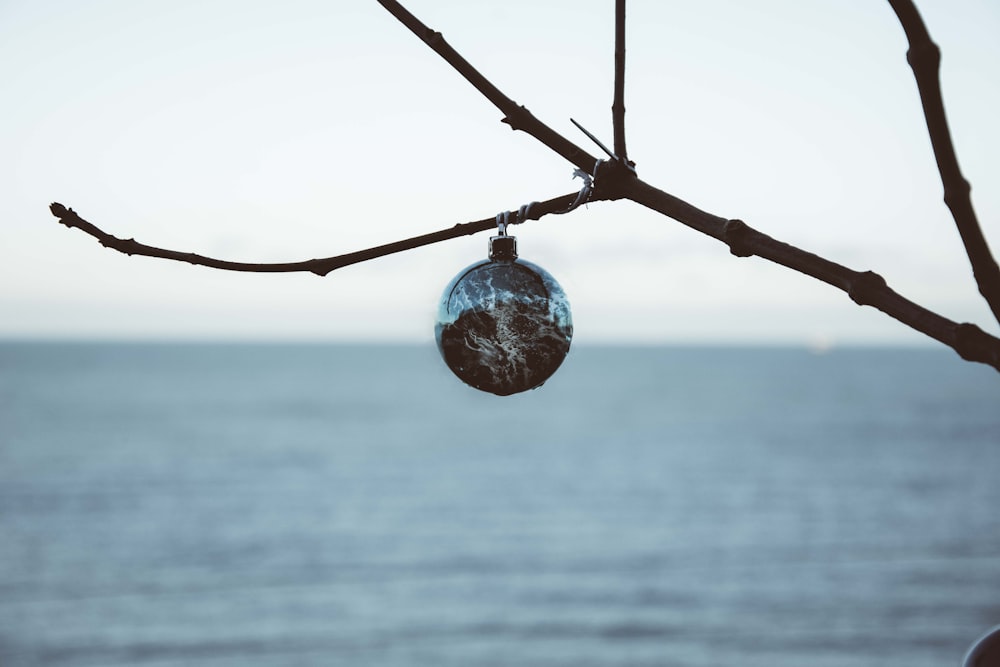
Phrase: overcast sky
[{"left": 2, "top": 0, "right": 998, "bottom": 345}]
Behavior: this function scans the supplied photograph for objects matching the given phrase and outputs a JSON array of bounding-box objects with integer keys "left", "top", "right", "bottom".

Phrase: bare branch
[
  {"left": 887, "top": 0, "right": 1000, "bottom": 326},
  {"left": 48, "top": 194, "right": 585, "bottom": 277},
  {"left": 375, "top": 0, "right": 600, "bottom": 174},
  {"left": 622, "top": 178, "right": 1000, "bottom": 372},
  {"left": 48, "top": 174, "right": 1000, "bottom": 371},
  {"left": 45, "top": 2, "right": 1000, "bottom": 374},
  {"left": 612, "top": 0, "right": 628, "bottom": 161}
]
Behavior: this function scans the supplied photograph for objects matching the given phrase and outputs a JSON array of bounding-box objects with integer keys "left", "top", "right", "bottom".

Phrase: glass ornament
[{"left": 435, "top": 233, "right": 572, "bottom": 395}]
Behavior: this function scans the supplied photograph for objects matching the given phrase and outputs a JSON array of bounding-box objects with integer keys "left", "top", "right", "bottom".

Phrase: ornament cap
[{"left": 489, "top": 235, "right": 518, "bottom": 261}]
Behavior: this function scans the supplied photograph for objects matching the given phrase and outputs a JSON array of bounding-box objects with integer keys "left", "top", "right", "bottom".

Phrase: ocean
[{"left": 0, "top": 342, "right": 998, "bottom": 667}]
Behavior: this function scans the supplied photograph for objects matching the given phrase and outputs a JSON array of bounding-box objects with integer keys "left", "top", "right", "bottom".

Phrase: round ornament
[{"left": 435, "top": 233, "right": 573, "bottom": 396}]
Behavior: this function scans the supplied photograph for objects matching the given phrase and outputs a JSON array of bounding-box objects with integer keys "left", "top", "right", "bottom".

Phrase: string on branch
[{"left": 50, "top": 0, "right": 1000, "bottom": 373}]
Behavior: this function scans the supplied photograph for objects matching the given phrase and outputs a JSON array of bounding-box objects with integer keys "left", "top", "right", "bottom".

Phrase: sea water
[{"left": 0, "top": 343, "right": 998, "bottom": 667}]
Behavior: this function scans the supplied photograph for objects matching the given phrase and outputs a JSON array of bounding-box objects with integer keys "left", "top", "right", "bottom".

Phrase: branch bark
[
  {"left": 612, "top": 0, "right": 628, "bottom": 161},
  {"left": 887, "top": 0, "right": 1000, "bottom": 326},
  {"left": 48, "top": 193, "right": 584, "bottom": 277}
]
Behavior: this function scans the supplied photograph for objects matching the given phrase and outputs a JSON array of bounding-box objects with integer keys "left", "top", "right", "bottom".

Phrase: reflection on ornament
[{"left": 435, "top": 232, "right": 572, "bottom": 396}]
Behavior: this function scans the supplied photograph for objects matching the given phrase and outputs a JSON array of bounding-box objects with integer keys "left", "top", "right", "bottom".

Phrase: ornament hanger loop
[
  {"left": 490, "top": 211, "right": 517, "bottom": 261},
  {"left": 495, "top": 203, "right": 540, "bottom": 235},
  {"left": 495, "top": 210, "right": 511, "bottom": 236}
]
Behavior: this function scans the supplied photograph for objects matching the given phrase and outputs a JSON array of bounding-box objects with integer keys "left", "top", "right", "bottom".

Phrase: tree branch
[
  {"left": 48, "top": 176, "right": 1000, "bottom": 370},
  {"left": 46, "top": 1, "right": 1000, "bottom": 374},
  {"left": 887, "top": 0, "right": 1000, "bottom": 326},
  {"left": 612, "top": 0, "right": 628, "bottom": 161},
  {"left": 375, "top": 0, "right": 600, "bottom": 174},
  {"left": 48, "top": 193, "right": 584, "bottom": 277},
  {"left": 622, "top": 178, "right": 1000, "bottom": 371},
  {"left": 370, "top": 0, "right": 1000, "bottom": 370}
]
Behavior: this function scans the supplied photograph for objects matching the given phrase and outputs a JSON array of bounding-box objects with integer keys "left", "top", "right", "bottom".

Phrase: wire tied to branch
[
  {"left": 495, "top": 162, "right": 601, "bottom": 231},
  {"left": 564, "top": 161, "right": 599, "bottom": 212}
]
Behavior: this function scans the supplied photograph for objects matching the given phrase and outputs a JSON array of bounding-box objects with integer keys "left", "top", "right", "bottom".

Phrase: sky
[{"left": 2, "top": 0, "right": 999, "bottom": 345}]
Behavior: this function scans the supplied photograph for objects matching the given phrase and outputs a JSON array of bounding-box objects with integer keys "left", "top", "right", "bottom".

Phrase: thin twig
[
  {"left": 570, "top": 118, "right": 615, "bottom": 159},
  {"left": 48, "top": 194, "right": 584, "bottom": 277},
  {"left": 375, "top": 0, "right": 600, "bottom": 174},
  {"left": 612, "top": 0, "right": 628, "bottom": 161},
  {"left": 887, "top": 0, "right": 1000, "bottom": 326}
]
